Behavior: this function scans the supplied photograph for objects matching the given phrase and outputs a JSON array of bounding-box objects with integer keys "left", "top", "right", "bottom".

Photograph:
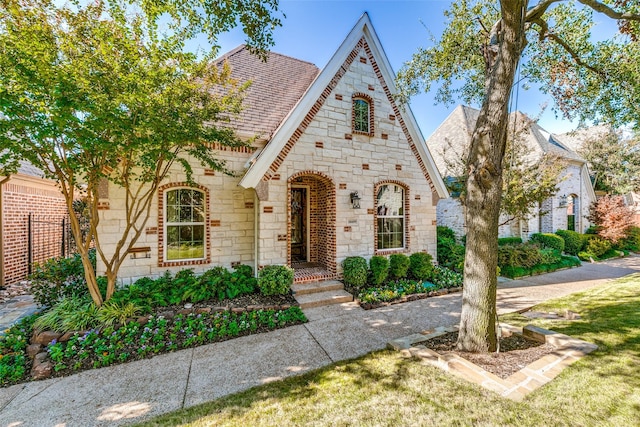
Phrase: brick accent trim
[
  {"left": 157, "top": 182, "right": 211, "bottom": 267},
  {"left": 262, "top": 38, "right": 366, "bottom": 181},
  {"left": 362, "top": 40, "right": 437, "bottom": 192},
  {"left": 351, "top": 92, "right": 374, "bottom": 136},
  {"left": 373, "top": 180, "right": 410, "bottom": 255},
  {"left": 202, "top": 142, "right": 256, "bottom": 154}
]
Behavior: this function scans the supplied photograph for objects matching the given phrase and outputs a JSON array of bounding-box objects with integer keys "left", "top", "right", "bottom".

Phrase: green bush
[
  {"left": 389, "top": 253, "right": 411, "bottom": 280},
  {"left": 615, "top": 226, "right": 640, "bottom": 252},
  {"left": 498, "top": 237, "right": 523, "bottom": 246},
  {"left": 342, "top": 256, "right": 368, "bottom": 288},
  {"left": 369, "top": 255, "right": 389, "bottom": 285},
  {"left": 530, "top": 233, "right": 565, "bottom": 252},
  {"left": 431, "top": 266, "right": 463, "bottom": 288},
  {"left": 0, "top": 315, "right": 37, "bottom": 386},
  {"left": 34, "top": 296, "right": 99, "bottom": 333},
  {"left": 409, "top": 252, "right": 434, "bottom": 281},
  {"left": 539, "top": 248, "right": 562, "bottom": 265},
  {"left": 555, "top": 230, "right": 582, "bottom": 255},
  {"left": 497, "top": 243, "right": 542, "bottom": 268},
  {"left": 29, "top": 249, "right": 96, "bottom": 307},
  {"left": 258, "top": 265, "right": 294, "bottom": 296},
  {"left": 584, "top": 235, "right": 612, "bottom": 258},
  {"left": 437, "top": 226, "right": 465, "bottom": 273}
]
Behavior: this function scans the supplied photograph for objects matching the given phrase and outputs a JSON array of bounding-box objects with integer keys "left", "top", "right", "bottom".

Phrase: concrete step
[
  {"left": 291, "top": 280, "right": 344, "bottom": 296},
  {"left": 294, "top": 289, "right": 354, "bottom": 309}
]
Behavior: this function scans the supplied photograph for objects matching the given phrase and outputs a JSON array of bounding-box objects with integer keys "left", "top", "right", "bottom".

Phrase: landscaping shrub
[
  {"left": 33, "top": 297, "right": 100, "bottom": 333},
  {"left": 555, "top": 229, "right": 582, "bottom": 255},
  {"left": 538, "top": 248, "right": 562, "bottom": 265},
  {"left": 530, "top": 233, "right": 565, "bottom": 252},
  {"left": 258, "top": 265, "right": 294, "bottom": 296},
  {"left": 497, "top": 243, "right": 542, "bottom": 269},
  {"left": 437, "top": 226, "right": 465, "bottom": 273},
  {"left": 369, "top": 255, "right": 389, "bottom": 285},
  {"left": 389, "top": 253, "right": 410, "bottom": 280},
  {"left": 580, "top": 235, "right": 612, "bottom": 260},
  {"left": 29, "top": 249, "right": 96, "bottom": 307},
  {"left": 615, "top": 226, "right": 640, "bottom": 252},
  {"left": 0, "top": 315, "right": 37, "bottom": 386},
  {"left": 409, "top": 252, "right": 434, "bottom": 281},
  {"left": 342, "top": 256, "right": 368, "bottom": 288},
  {"left": 587, "top": 195, "right": 634, "bottom": 243},
  {"left": 358, "top": 280, "right": 437, "bottom": 304},
  {"left": 498, "top": 237, "right": 523, "bottom": 246}
]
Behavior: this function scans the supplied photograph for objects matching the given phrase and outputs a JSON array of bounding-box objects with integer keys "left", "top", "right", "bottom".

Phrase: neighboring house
[
  {"left": 428, "top": 105, "right": 595, "bottom": 240},
  {"left": 96, "top": 13, "right": 448, "bottom": 285},
  {"left": 1, "top": 160, "right": 69, "bottom": 287}
]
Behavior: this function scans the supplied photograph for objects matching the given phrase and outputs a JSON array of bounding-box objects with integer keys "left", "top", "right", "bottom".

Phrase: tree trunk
[{"left": 457, "top": 1, "right": 527, "bottom": 353}]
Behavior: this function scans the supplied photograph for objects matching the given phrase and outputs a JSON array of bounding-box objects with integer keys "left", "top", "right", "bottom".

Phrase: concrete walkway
[{"left": 1, "top": 256, "right": 639, "bottom": 426}]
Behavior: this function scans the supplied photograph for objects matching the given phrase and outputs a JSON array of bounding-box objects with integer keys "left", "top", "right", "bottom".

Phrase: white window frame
[{"left": 164, "top": 187, "right": 206, "bottom": 262}]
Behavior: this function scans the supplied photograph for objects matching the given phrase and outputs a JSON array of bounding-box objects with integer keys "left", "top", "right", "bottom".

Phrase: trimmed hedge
[
  {"left": 530, "top": 233, "right": 565, "bottom": 252},
  {"left": 555, "top": 229, "right": 582, "bottom": 255},
  {"left": 389, "top": 253, "right": 410, "bottom": 280},
  {"left": 500, "top": 255, "right": 581, "bottom": 278},
  {"left": 342, "top": 257, "right": 368, "bottom": 288},
  {"left": 409, "top": 252, "right": 434, "bottom": 281},
  {"left": 498, "top": 237, "right": 523, "bottom": 246},
  {"left": 436, "top": 226, "right": 465, "bottom": 273},
  {"left": 369, "top": 255, "right": 389, "bottom": 285}
]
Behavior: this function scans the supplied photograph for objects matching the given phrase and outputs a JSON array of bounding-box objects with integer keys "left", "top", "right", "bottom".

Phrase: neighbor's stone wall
[
  {"left": 98, "top": 150, "right": 256, "bottom": 285},
  {"left": 2, "top": 176, "right": 68, "bottom": 285}
]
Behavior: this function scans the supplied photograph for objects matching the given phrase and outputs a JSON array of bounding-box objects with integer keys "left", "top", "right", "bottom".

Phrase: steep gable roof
[
  {"left": 426, "top": 105, "right": 585, "bottom": 178},
  {"left": 238, "top": 13, "right": 448, "bottom": 198},
  {"left": 215, "top": 45, "right": 320, "bottom": 139}
]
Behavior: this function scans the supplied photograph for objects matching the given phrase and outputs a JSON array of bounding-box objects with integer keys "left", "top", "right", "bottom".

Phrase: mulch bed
[{"left": 418, "top": 331, "right": 556, "bottom": 379}]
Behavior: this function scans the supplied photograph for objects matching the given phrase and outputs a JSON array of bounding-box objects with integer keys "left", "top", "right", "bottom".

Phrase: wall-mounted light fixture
[
  {"left": 558, "top": 195, "right": 568, "bottom": 208},
  {"left": 350, "top": 191, "right": 361, "bottom": 209}
]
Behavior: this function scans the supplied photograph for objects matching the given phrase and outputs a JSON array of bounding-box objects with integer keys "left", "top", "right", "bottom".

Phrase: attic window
[{"left": 352, "top": 93, "right": 374, "bottom": 136}]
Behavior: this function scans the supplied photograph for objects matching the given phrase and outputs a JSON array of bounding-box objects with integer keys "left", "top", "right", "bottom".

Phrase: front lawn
[{"left": 137, "top": 274, "right": 640, "bottom": 426}]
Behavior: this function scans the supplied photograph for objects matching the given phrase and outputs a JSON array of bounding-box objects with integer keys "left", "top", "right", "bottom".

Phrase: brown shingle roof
[{"left": 216, "top": 45, "right": 320, "bottom": 139}]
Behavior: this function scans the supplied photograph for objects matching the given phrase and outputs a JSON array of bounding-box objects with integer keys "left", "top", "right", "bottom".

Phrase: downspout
[
  {"left": 253, "top": 190, "right": 259, "bottom": 278},
  {"left": 0, "top": 175, "right": 11, "bottom": 288}
]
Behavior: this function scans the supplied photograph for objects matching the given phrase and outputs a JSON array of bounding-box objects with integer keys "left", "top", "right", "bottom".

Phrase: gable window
[
  {"left": 352, "top": 93, "right": 373, "bottom": 135},
  {"left": 165, "top": 188, "right": 205, "bottom": 261},
  {"left": 376, "top": 184, "right": 405, "bottom": 250}
]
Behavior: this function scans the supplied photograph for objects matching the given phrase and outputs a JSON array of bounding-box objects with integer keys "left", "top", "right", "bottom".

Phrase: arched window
[
  {"left": 567, "top": 194, "right": 578, "bottom": 231},
  {"left": 376, "top": 184, "right": 406, "bottom": 250},
  {"left": 164, "top": 188, "right": 206, "bottom": 261},
  {"left": 352, "top": 93, "right": 373, "bottom": 135}
]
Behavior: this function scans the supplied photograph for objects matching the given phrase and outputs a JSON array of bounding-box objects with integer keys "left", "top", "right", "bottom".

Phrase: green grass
[{"left": 138, "top": 274, "right": 640, "bottom": 427}]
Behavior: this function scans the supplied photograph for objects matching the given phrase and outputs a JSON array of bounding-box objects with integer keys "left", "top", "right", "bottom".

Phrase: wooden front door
[{"left": 291, "top": 187, "right": 307, "bottom": 262}]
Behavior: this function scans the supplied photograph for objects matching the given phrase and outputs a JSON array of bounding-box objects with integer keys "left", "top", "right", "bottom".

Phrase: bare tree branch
[{"left": 577, "top": 0, "right": 640, "bottom": 21}]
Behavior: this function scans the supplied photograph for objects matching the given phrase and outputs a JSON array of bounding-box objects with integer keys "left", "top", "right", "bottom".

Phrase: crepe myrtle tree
[
  {"left": 0, "top": 0, "right": 283, "bottom": 306},
  {"left": 397, "top": 0, "right": 640, "bottom": 352}
]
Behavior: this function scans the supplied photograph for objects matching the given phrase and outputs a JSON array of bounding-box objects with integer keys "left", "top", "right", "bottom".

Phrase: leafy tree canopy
[{"left": 0, "top": 0, "right": 281, "bottom": 305}]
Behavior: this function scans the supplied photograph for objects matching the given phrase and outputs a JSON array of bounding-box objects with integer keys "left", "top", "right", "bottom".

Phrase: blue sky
[{"left": 202, "top": 0, "right": 591, "bottom": 138}]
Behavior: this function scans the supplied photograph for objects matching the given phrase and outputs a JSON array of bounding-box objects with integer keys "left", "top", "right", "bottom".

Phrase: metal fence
[{"left": 27, "top": 213, "right": 75, "bottom": 274}]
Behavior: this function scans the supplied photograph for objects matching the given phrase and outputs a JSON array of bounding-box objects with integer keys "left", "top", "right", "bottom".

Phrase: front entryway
[{"left": 288, "top": 173, "right": 337, "bottom": 283}]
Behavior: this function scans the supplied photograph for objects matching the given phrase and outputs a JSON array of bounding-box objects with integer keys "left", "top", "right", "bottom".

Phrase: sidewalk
[{"left": 1, "top": 256, "right": 639, "bottom": 426}]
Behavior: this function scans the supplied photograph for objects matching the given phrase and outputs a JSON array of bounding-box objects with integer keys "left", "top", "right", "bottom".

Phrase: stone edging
[
  {"left": 358, "top": 287, "right": 463, "bottom": 310},
  {"left": 387, "top": 323, "right": 598, "bottom": 401}
]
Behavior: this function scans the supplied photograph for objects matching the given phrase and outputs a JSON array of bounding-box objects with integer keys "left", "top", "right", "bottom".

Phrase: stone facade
[{"left": 97, "top": 14, "right": 448, "bottom": 284}]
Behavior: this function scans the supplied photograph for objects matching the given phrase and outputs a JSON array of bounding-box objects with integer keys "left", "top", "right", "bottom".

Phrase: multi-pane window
[
  {"left": 567, "top": 194, "right": 578, "bottom": 231},
  {"left": 165, "top": 188, "right": 205, "bottom": 261},
  {"left": 353, "top": 98, "right": 370, "bottom": 133},
  {"left": 376, "top": 184, "right": 405, "bottom": 250}
]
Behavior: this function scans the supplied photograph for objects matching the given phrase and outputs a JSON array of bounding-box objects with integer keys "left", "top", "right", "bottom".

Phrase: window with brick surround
[
  {"left": 352, "top": 94, "right": 373, "bottom": 135},
  {"left": 164, "top": 188, "right": 206, "bottom": 261},
  {"left": 376, "top": 184, "right": 405, "bottom": 250}
]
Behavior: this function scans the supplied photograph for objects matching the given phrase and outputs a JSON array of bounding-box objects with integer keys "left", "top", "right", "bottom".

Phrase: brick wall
[{"left": 2, "top": 177, "right": 68, "bottom": 285}]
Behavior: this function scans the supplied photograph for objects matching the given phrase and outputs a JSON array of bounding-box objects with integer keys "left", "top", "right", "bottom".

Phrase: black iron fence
[{"left": 27, "top": 213, "right": 75, "bottom": 274}]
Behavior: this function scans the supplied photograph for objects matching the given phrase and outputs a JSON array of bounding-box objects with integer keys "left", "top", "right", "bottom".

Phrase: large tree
[
  {"left": 397, "top": 0, "right": 640, "bottom": 352},
  {"left": 578, "top": 128, "right": 640, "bottom": 194},
  {"left": 0, "top": 0, "right": 283, "bottom": 306}
]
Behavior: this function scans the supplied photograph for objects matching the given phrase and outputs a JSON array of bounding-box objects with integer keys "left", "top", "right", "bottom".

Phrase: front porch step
[
  {"left": 294, "top": 289, "right": 354, "bottom": 309},
  {"left": 291, "top": 280, "right": 344, "bottom": 296}
]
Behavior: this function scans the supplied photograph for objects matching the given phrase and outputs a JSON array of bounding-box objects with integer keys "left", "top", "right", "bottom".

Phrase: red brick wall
[{"left": 2, "top": 180, "right": 68, "bottom": 285}]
